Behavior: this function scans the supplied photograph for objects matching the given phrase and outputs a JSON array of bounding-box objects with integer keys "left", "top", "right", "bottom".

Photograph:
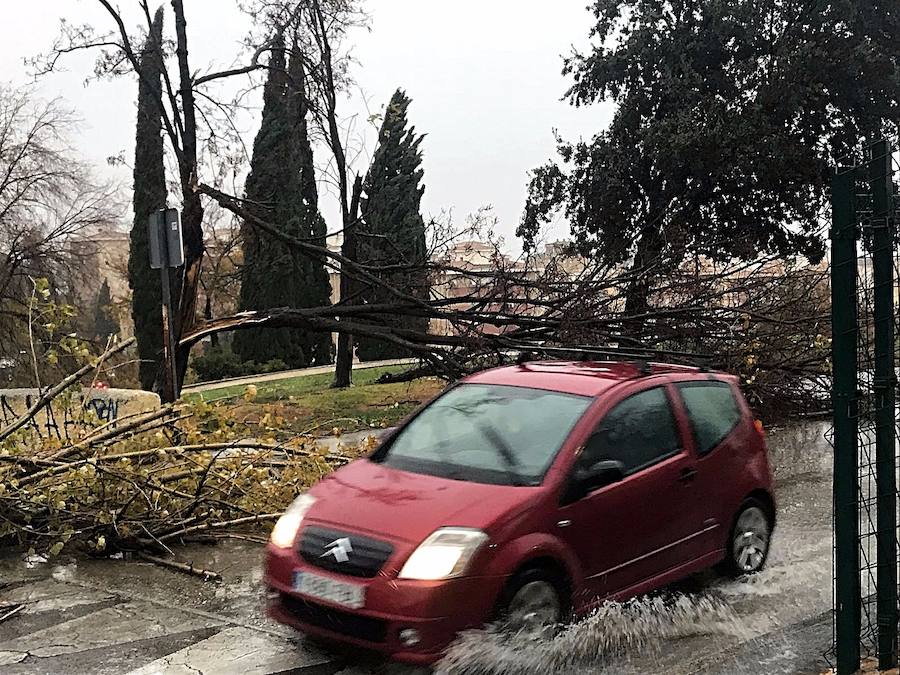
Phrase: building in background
[
  {"left": 68, "top": 225, "right": 132, "bottom": 339},
  {"left": 429, "top": 240, "right": 586, "bottom": 337}
]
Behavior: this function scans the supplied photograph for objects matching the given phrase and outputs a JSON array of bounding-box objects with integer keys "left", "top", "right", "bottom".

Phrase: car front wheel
[{"left": 499, "top": 568, "right": 565, "bottom": 637}]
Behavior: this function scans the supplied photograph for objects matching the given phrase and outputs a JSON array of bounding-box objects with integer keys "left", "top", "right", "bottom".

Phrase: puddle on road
[
  {"left": 435, "top": 556, "right": 831, "bottom": 675},
  {"left": 438, "top": 594, "right": 749, "bottom": 675}
]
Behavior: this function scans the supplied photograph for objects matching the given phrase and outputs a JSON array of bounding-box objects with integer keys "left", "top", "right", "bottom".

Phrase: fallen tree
[
  {"left": 179, "top": 195, "right": 831, "bottom": 418},
  {"left": 35, "top": 3, "right": 832, "bottom": 416},
  {"left": 1, "top": 404, "right": 353, "bottom": 562},
  {"left": 0, "top": 349, "right": 355, "bottom": 565}
]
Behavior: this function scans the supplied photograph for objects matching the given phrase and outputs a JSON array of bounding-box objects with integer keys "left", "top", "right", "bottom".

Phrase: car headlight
[
  {"left": 269, "top": 494, "right": 316, "bottom": 549},
  {"left": 398, "top": 528, "right": 488, "bottom": 580}
]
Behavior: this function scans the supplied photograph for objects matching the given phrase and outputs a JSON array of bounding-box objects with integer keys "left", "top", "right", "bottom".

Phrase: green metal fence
[{"left": 830, "top": 139, "right": 899, "bottom": 673}]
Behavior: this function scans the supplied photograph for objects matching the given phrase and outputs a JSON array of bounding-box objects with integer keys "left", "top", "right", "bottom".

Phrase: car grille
[
  {"left": 299, "top": 526, "right": 394, "bottom": 578},
  {"left": 279, "top": 593, "right": 388, "bottom": 643}
]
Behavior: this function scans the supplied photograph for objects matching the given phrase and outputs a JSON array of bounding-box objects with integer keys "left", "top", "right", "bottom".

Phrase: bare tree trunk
[
  {"left": 624, "top": 230, "right": 657, "bottom": 315},
  {"left": 171, "top": 0, "right": 205, "bottom": 400},
  {"left": 333, "top": 175, "right": 363, "bottom": 388}
]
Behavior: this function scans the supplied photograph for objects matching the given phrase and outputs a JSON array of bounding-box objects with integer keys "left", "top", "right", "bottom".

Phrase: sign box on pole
[
  {"left": 147, "top": 208, "right": 184, "bottom": 269},
  {"left": 146, "top": 207, "right": 183, "bottom": 403}
]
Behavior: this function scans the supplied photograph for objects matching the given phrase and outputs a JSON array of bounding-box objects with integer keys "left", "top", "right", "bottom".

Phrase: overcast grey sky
[{"left": 1, "top": 1, "right": 612, "bottom": 251}]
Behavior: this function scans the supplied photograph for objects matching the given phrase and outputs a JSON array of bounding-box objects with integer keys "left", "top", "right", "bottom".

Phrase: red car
[{"left": 264, "top": 360, "right": 775, "bottom": 664}]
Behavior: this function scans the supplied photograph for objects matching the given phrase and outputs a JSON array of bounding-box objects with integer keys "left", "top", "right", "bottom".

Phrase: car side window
[
  {"left": 579, "top": 387, "right": 680, "bottom": 475},
  {"left": 677, "top": 381, "right": 741, "bottom": 456}
]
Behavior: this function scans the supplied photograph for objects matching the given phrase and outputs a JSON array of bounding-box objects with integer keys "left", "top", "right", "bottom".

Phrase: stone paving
[{"left": 0, "top": 549, "right": 339, "bottom": 675}]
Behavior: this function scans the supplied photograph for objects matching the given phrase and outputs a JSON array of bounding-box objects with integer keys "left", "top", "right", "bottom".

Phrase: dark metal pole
[
  {"left": 157, "top": 212, "right": 178, "bottom": 404},
  {"left": 870, "top": 139, "right": 897, "bottom": 670},
  {"left": 831, "top": 167, "right": 861, "bottom": 675}
]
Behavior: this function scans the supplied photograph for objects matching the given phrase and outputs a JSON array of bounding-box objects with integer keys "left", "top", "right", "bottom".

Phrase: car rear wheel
[
  {"left": 498, "top": 568, "right": 565, "bottom": 637},
  {"left": 725, "top": 499, "right": 772, "bottom": 576}
]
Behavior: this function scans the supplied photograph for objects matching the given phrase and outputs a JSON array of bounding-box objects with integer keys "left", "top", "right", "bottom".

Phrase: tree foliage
[
  {"left": 356, "top": 89, "right": 430, "bottom": 361},
  {"left": 0, "top": 87, "right": 114, "bottom": 383},
  {"left": 233, "top": 38, "right": 333, "bottom": 369},
  {"left": 521, "top": 0, "right": 900, "bottom": 314},
  {"left": 0, "top": 395, "right": 356, "bottom": 558},
  {"left": 127, "top": 8, "right": 170, "bottom": 392}
]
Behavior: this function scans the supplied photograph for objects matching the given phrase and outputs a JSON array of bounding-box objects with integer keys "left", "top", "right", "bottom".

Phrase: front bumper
[{"left": 265, "top": 545, "right": 504, "bottom": 664}]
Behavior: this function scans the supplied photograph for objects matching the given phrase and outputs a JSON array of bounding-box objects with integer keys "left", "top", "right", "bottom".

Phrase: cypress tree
[
  {"left": 356, "top": 89, "right": 429, "bottom": 361},
  {"left": 233, "top": 38, "right": 333, "bottom": 368},
  {"left": 128, "top": 7, "right": 168, "bottom": 391},
  {"left": 92, "top": 279, "right": 120, "bottom": 341},
  {"left": 288, "top": 43, "right": 333, "bottom": 366}
]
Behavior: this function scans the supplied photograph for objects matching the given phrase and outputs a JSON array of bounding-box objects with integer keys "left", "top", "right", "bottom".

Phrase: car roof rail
[{"left": 506, "top": 342, "right": 712, "bottom": 373}]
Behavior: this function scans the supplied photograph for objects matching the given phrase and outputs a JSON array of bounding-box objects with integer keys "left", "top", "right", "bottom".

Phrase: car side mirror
[{"left": 562, "top": 459, "right": 626, "bottom": 504}]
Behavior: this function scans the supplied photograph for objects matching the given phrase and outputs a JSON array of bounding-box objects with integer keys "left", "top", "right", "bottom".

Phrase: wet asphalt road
[{"left": 0, "top": 421, "right": 834, "bottom": 674}]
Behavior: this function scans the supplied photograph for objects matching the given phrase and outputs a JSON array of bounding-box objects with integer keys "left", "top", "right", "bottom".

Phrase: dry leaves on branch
[{"left": 1, "top": 393, "right": 355, "bottom": 565}]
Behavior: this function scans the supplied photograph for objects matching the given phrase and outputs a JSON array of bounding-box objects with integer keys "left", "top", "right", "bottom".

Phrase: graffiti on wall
[{"left": 0, "top": 389, "right": 156, "bottom": 441}]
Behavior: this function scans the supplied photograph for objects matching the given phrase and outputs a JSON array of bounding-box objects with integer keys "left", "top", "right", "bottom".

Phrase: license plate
[{"left": 293, "top": 571, "right": 365, "bottom": 609}]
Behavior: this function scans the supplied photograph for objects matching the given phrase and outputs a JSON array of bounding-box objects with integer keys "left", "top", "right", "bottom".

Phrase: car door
[
  {"left": 673, "top": 379, "right": 748, "bottom": 555},
  {"left": 556, "top": 385, "right": 702, "bottom": 603}
]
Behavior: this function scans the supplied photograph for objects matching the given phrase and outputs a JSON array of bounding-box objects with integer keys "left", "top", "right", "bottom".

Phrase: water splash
[
  {"left": 715, "top": 556, "right": 828, "bottom": 600},
  {"left": 437, "top": 593, "right": 750, "bottom": 675}
]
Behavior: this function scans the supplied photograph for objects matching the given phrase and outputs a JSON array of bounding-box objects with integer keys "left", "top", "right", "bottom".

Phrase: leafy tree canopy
[{"left": 521, "top": 0, "right": 900, "bottom": 281}]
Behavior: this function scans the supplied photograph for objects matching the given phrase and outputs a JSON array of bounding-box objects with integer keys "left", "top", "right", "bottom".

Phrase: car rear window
[
  {"left": 677, "top": 381, "right": 742, "bottom": 456},
  {"left": 373, "top": 384, "right": 592, "bottom": 486}
]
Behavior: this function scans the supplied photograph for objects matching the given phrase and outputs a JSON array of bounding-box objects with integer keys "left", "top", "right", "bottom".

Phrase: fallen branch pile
[
  {"left": 1, "top": 401, "right": 352, "bottom": 560},
  {"left": 0, "top": 348, "right": 355, "bottom": 566}
]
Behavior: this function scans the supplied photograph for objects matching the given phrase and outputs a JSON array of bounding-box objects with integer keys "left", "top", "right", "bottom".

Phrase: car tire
[
  {"left": 722, "top": 498, "right": 773, "bottom": 577},
  {"left": 496, "top": 567, "right": 567, "bottom": 637}
]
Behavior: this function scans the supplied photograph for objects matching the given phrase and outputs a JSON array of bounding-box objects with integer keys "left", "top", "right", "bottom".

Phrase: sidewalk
[
  {"left": 0, "top": 543, "right": 340, "bottom": 675},
  {"left": 182, "top": 358, "right": 417, "bottom": 394}
]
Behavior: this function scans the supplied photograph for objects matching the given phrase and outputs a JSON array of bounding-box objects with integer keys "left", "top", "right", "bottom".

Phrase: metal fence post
[
  {"left": 831, "top": 167, "right": 861, "bottom": 674},
  {"left": 869, "top": 139, "right": 898, "bottom": 670}
]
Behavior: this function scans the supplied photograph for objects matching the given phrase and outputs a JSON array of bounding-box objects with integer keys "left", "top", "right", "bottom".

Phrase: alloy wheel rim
[
  {"left": 733, "top": 506, "right": 770, "bottom": 573},
  {"left": 507, "top": 580, "right": 561, "bottom": 636}
]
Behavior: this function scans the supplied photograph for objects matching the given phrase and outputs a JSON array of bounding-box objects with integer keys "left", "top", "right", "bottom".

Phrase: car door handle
[{"left": 678, "top": 468, "right": 698, "bottom": 483}]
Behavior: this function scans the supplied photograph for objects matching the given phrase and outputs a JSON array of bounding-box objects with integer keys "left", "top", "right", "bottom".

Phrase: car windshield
[{"left": 373, "top": 384, "right": 592, "bottom": 486}]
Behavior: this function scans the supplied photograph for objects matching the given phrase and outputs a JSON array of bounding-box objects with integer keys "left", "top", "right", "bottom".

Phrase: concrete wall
[{"left": 0, "top": 388, "right": 160, "bottom": 442}]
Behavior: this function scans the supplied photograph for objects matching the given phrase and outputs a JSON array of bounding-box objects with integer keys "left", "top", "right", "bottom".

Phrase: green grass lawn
[
  {"left": 187, "top": 365, "right": 445, "bottom": 435},
  {"left": 189, "top": 365, "right": 409, "bottom": 403}
]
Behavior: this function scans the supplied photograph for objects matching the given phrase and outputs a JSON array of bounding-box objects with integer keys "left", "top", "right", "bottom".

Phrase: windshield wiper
[{"left": 476, "top": 422, "right": 524, "bottom": 487}]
